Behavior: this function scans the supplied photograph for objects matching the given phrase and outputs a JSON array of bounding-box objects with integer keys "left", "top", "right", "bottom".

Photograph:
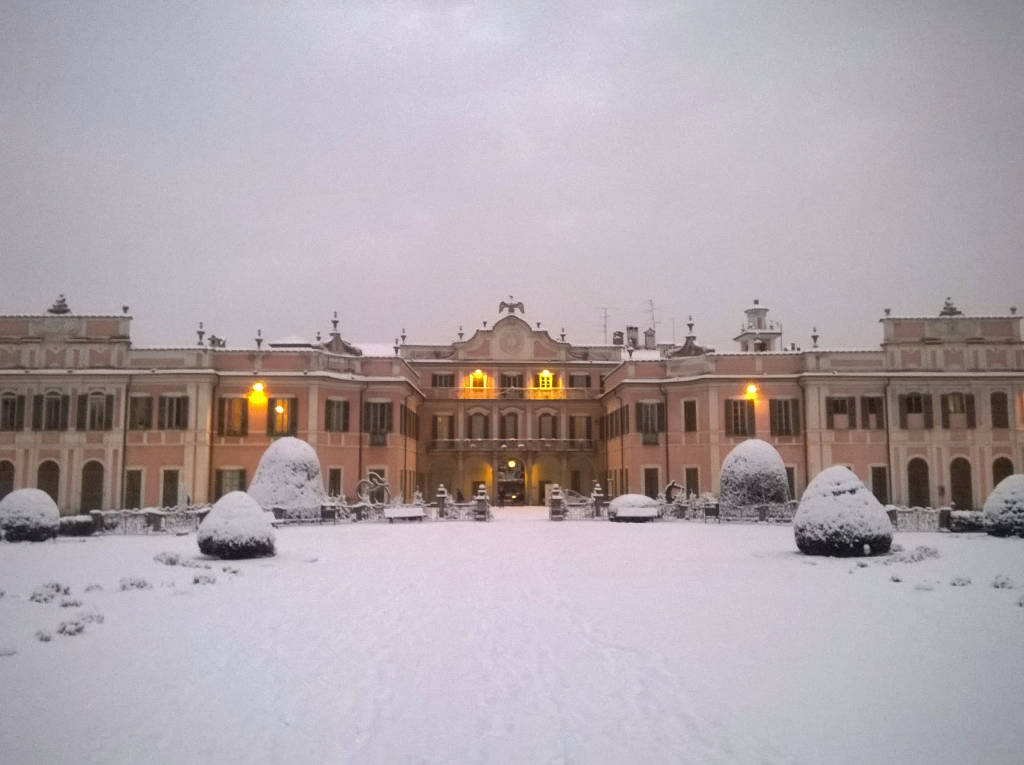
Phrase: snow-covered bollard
[
  {"left": 793, "top": 466, "right": 893, "bottom": 556},
  {"left": 983, "top": 474, "right": 1024, "bottom": 537},
  {"left": 248, "top": 437, "right": 327, "bottom": 520},
  {"left": 197, "top": 491, "right": 276, "bottom": 559},
  {"left": 0, "top": 488, "right": 61, "bottom": 542},
  {"left": 719, "top": 439, "right": 790, "bottom": 517}
]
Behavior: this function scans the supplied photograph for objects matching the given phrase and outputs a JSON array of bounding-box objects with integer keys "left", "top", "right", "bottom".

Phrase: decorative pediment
[{"left": 457, "top": 315, "right": 564, "bottom": 361}]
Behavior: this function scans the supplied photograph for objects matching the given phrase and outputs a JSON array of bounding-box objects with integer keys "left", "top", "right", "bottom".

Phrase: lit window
[
  {"left": 268, "top": 398, "right": 296, "bottom": 437},
  {"left": 538, "top": 370, "right": 553, "bottom": 390},
  {"left": 218, "top": 398, "right": 249, "bottom": 436}
]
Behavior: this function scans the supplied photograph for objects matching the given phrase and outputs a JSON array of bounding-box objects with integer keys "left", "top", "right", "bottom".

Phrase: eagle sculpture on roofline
[{"left": 499, "top": 296, "right": 525, "bottom": 315}]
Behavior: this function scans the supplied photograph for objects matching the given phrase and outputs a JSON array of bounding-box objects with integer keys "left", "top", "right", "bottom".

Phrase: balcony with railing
[
  {"left": 428, "top": 386, "right": 597, "bottom": 400},
  {"left": 429, "top": 437, "right": 596, "bottom": 452}
]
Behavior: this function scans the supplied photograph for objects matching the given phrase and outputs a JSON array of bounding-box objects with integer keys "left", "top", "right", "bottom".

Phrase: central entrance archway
[{"left": 497, "top": 458, "right": 525, "bottom": 505}]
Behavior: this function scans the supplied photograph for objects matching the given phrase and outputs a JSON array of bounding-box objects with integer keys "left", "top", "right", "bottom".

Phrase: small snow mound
[
  {"left": 793, "top": 466, "right": 893, "bottom": 557},
  {"left": 248, "top": 437, "right": 326, "bottom": 519},
  {"left": 0, "top": 488, "right": 60, "bottom": 542},
  {"left": 609, "top": 494, "right": 660, "bottom": 510},
  {"left": 197, "top": 491, "right": 275, "bottom": 559},
  {"left": 609, "top": 494, "right": 660, "bottom": 521},
  {"left": 982, "top": 474, "right": 1024, "bottom": 537},
  {"left": 719, "top": 439, "right": 789, "bottom": 509}
]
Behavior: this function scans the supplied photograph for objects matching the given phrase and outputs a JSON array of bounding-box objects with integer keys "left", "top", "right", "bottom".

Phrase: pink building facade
[{"left": 1, "top": 298, "right": 1021, "bottom": 513}]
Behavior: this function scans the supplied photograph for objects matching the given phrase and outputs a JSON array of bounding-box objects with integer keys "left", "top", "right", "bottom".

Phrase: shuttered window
[
  {"left": 860, "top": 396, "right": 885, "bottom": 429},
  {"left": 128, "top": 396, "right": 153, "bottom": 430},
  {"left": 898, "top": 393, "right": 933, "bottom": 429},
  {"left": 940, "top": 392, "right": 976, "bottom": 429},
  {"left": 769, "top": 399, "right": 800, "bottom": 436},
  {"left": 77, "top": 392, "right": 114, "bottom": 430},
  {"left": 0, "top": 394, "right": 25, "bottom": 431},
  {"left": 825, "top": 397, "right": 855, "bottom": 429},
  {"left": 725, "top": 399, "right": 755, "bottom": 436},
  {"left": 158, "top": 396, "right": 189, "bottom": 430},
  {"left": 362, "top": 402, "right": 392, "bottom": 434},
  {"left": 33, "top": 393, "right": 70, "bottom": 431},
  {"left": 991, "top": 392, "right": 1009, "bottom": 429},
  {"left": 267, "top": 398, "right": 297, "bottom": 436},
  {"left": 683, "top": 400, "right": 697, "bottom": 432},
  {"left": 636, "top": 402, "right": 666, "bottom": 433},
  {"left": 324, "top": 400, "right": 349, "bottom": 432},
  {"left": 218, "top": 398, "right": 249, "bottom": 436}
]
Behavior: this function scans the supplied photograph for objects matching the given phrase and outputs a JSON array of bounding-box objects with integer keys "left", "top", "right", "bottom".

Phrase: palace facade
[{"left": 1, "top": 297, "right": 1021, "bottom": 514}]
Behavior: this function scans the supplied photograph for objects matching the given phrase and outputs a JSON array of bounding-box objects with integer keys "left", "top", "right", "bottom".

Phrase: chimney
[
  {"left": 626, "top": 326, "right": 639, "bottom": 347},
  {"left": 612, "top": 330, "right": 624, "bottom": 346},
  {"left": 644, "top": 327, "right": 656, "bottom": 349}
]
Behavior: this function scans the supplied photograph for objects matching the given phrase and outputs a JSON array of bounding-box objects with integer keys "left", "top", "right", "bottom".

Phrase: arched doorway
[
  {"left": 497, "top": 457, "right": 525, "bottom": 505},
  {"left": 949, "top": 458, "right": 972, "bottom": 510},
  {"left": 907, "top": 458, "right": 930, "bottom": 507},
  {"left": 0, "top": 460, "right": 14, "bottom": 500},
  {"left": 81, "top": 461, "right": 104, "bottom": 511},
  {"left": 992, "top": 457, "right": 1013, "bottom": 489},
  {"left": 37, "top": 460, "right": 60, "bottom": 505}
]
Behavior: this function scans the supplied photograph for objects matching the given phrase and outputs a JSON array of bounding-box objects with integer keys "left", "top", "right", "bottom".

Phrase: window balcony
[{"left": 428, "top": 387, "right": 596, "bottom": 400}]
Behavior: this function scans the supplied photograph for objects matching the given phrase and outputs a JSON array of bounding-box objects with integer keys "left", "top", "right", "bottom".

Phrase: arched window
[
  {"left": 949, "top": 457, "right": 973, "bottom": 510},
  {"left": 538, "top": 413, "right": 558, "bottom": 439},
  {"left": 0, "top": 460, "right": 14, "bottom": 500},
  {"left": 37, "top": 460, "right": 60, "bottom": 504},
  {"left": 499, "top": 412, "right": 519, "bottom": 439},
  {"left": 992, "top": 457, "right": 1014, "bottom": 488},
  {"left": 907, "top": 458, "right": 930, "bottom": 507},
  {"left": 467, "top": 412, "right": 488, "bottom": 439},
  {"left": 81, "top": 461, "right": 104, "bottom": 511}
]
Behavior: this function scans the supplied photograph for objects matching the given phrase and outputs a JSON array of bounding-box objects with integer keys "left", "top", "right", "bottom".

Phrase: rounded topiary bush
[
  {"left": 247, "top": 437, "right": 326, "bottom": 520},
  {"left": 983, "top": 474, "right": 1024, "bottom": 538},
  {"left": 719, "top": 438, "right": 790, "bottom": 509},
  {"left": 0, "top": 489, "right": 60, "bottom": 542},
  {"left": 197, "top": 491, "right": 276, "bottom": 559},
  {"left": 794, "top": 466, "right": 893, "bottom": 556},
  {"left": 59, "top": 515, "right": 96, "bottom": 536}
]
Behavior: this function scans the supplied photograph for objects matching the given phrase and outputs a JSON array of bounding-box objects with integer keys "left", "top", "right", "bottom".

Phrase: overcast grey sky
[{"left": 2, "top": 1, "right": 1022, "bottom": 351}]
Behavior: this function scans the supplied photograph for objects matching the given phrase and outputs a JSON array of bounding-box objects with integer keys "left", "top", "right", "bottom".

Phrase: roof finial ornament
[
  {"left": 255, "top": 328, "right": 263, "bottom": 350},
  {"left": 47, "top": 294, "right": 70, "bottom": 315},
  {"left": 939, "top": 297, "right": 963, "bottom": 317},
  {"left": 457, "top": 325, "right": 464, "bottom": 340},
  {"left": 197, "top": 321, "right": 205, "bottom": 346},
  {"left": 499, "top": 296, "right": 525, "bottom": 315},
  {"left": 331, "top": 311, "right": 339, "bottom": 334},
  {"left": 401, "top": 327, "right": 406, "bottom": 343},
  {"left": 560, "top": 327, "right": 566, "bottom": 341},
  {"left": 811, "top": 326, "right": 819, "bottom": 349},
  {"left": 687, "top": 315, "right": 694, "bottom": 335}
]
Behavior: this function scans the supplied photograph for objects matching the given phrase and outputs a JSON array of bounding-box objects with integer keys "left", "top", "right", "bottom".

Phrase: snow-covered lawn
[{"left": 2, "top": 507, "right": 1022, "bottom": 765}]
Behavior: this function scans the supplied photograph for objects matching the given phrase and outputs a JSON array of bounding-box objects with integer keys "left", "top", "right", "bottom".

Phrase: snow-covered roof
[
  {"left": 268, "top": 335, "right": 315, "bottom": 348},
  {"left": 357, "top": 343, "right": 398, "bottom": 357}
]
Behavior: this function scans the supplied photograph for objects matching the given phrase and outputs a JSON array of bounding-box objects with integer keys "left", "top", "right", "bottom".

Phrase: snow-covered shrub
[
  {"left": 59, "top": 598, "right": 82, "bottom": 608},
  {"left": 992, "top": 575, "right": 1014, "bottom": 589},
  {"left": 153, "top": 551, "right": 181, "bottom": 566},
  {"left": 197, "top": 491, "right": 275, "bottom": 559},
  {"left": 608, "top": 493, "right": 660, "bottom": 522},
  {"left": 719, "top": 439, "right": 789, "bottom": 510},
  {"left": 950, "top": 576, "right": 971, "bottom": 587},
  {"left": 59, "top": 515, "right": 95, "bottom": 536},
  {"left": 950, "top": 511, "right": 985, "bottom": 533},
  {"left": 30, "top": 582, "right": 70, "bottom": 603},
  {"left": 793, "top": 466, "right": 893, "bottom": 557},
  {"left": 119, "top": 577, "right": 152, "bottom": 591},
  {"left": 247, "top": 437, "right": 326, "bottom": 519},
  {"left": 192, "top": 574, "right": 216, "bottom": 585},
  {"left": 983, "top": 474, "right": 1024, "bottom": 537},
  {"left": 0, "top": 488, "right": 60, "bottom": 542},
  {"left": 57, "top": 620, "right": 86, "bottom": 636}
]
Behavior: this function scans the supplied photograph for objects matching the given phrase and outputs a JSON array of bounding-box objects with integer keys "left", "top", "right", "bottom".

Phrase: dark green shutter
[
  {"left": 59, "top": 394, "right": 70, "bottom": 430},
  {"left": 32, "top": 395, "right": 43, "bottom": 430},
  {"left": 745, "top": 399, "right": 756, "bottom": 435},
  {"left": 15, "top": 395, "right": 26, "bottom": 430},
  {"left": 826, "top": 398, "right": 834, "bottom": 429},
  {"left": 940, "top": 394, "right": 950, "bottom": 429},
  {"left": 104, "top": 394, "right": 114, "bottom": 430},
  {"left": 922, "top": 394, "right": 933, "bottom": 429},
  {"left": 898, "top": 395, "right": 908, "bottom": 429},
  {"left": 144, "top": 397, "right": 153, "bottom": 429},
  {"left": 657, "top": 403, "right": 666, "bottom": 432},
  {"left": 585, "top": 417, "right": 592, "bottom": 439},
  {"left": 268, "top": 399, "right": 277, "bottom": 436},
  {"left": 180, "top": 397, "right": 189, "bottom": 429},
  {"left": 847, "top": 397, "right": 856, "bottom": 426},
  {"left": 792, "top": 400, "right": 801, "bottom": 435},
  {"left": 966, "top": 394, "right": 976, "bottom": 428},
  {"left": 769, "top": 400, "right": 779, "bottom": 436},
  {"left": 217, "top": 399, "right": 226, "bottom": 435},
  {"left": 341, "top": 401, "right": 348, "bottom": 432},
  {"left": 77, "top": 394, "right": 88, "bottom": 431},
  {"left": 214, "top": 470, "right": 224, "bottom": 500},
  {"left": 385, "top": 402, "right": 393, "bottom": 433},
  {"left": 288, "top": 398, "right": 297, "bottom": 435}
]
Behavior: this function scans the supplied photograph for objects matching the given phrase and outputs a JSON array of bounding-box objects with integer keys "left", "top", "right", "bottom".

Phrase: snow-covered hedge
[
  {"left": 247, "top": 437, "right": 326, "bottom": 519},
  {"left": 197, "top": 491, "right": 276, "bottom": 559},
  {"left": 59, "top": 515, "right": 96, "bottom": 536},
  {"left": 609, "top": 493, "right": 660, "bottom": 522},
  {"left": 0, "top": 489, "right": 60, "bottom": 542},
  {"left": 719, "top": 439, "right": 789, "bottom": 510},
  {"left": 793, "top": 466, "right": 893, "bottom": 556},
  {"left": 983, "top": 474, "right": 1024, "bottom": 538}
]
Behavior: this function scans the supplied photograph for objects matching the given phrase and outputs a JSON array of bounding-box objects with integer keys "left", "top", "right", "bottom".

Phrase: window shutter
[
  {"left": 826, "top": 398, "right": 834, "bottom": 430},
  {"left": 860, "top": 397, "right": 868, "bottom": 429},
  {"left": 32, "top": 395, "right": 43, "bottom": 430},
  {"left": 792, "top": 400, "right": 801, "bottom": 435},
  {"left": 568, "top": 417, "right": 576, "bottom": 439},
  {"left": 745, "top": 399, "right": 755, "bottom": 436},
  {"left": 657, "top": 403, "right": 666, "bottom": 432},
  {"left": 15, "top": 395, "right": 26, "bottom": 430},
  {"left": 876, "top": 398, "right": 885, "bottom": 429},
  {"left": 217, "top": 399, "right": 226, "bottom": 435},
  {"left": 431, "top": 416, "right": 439, "bottom": 440},
  {"left": 898, "top": 395, "right": 908, "bottom": 429},
  {"left": 105, "top": 394, "right": 114, "bottom": 430},
  {"left": 847, "top": 397, "right": 856, "bottom": 426},
  {"left": 240, "top": 469, "right": 247, "bottom": 491},
  {"left": 923, "top": 394, "right": 934, "bottom": 429},
  {"left": 180, "top": 397, "right": 189, "bottom": 429},
  {"left": 966, "top": 394, "right": 976, "bottom": 428},
  {"left": 59, "top": 395, "right": 70, "bottom": 430},
  {"left": 769, "top": 400, "right": 778, "bottom": 436},
  {"left": 214, "top": 470, "right": 224, "bottom": 500},
  {"left": 500, "top": 415, "right": 508, "bottom": 439},
  {"left": 288, "top": 398, "right": 297, "bottom": 435},
  {"left": 340, "top": 401, "right": 348, "bottom": 432},
  {"left": 940, "top": 394, "right": 950, "bottom": 429},
  {"left": 144, "top": 397, "right": 153, "bottom": 429},
  {"left": 533, "top": 374, "right": 540, "bottom": 388},
  {"left": 585, "top": 417, "right": 592, "bottom": 440},
  {"left": 77, "top": 394, "right": 88, "bottom": 431},
  {"left": 725, "top": 403, "right": 734, "bottom": 436},
  {"left": 267, "top": 399, "right": 276, "bottom": 436},
  {"left": 991, "top": 392, "right": 1008, "bottom": 428},
  {"left": 158, "top": 397, "right": 166, "bottom": 429},
  {"left": 385, "top": 403, "right": 393, "bottom": 433}
]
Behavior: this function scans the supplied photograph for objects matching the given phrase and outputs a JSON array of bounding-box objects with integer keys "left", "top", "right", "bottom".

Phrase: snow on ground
[{"left": 2, "top": 508, "right": 1023, "bottom": 765}]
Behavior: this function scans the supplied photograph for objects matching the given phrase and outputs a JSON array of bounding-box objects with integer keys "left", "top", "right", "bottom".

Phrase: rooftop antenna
[{"left": 597, "top": 306, "right": 616, "bottom": 344}]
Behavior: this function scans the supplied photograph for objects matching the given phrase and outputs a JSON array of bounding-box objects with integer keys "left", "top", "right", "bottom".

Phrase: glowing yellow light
[
  {"left": 540, "top": 369, "right": 551, "bottom": 377},
  {"left": 252, "top": 382, "right": 264, "bottom": 393},
  {"left": 274, "top": 404, "right": 285, "bottom": 414},
  {"left": 473, "top": 369, "right": 483, "bottom": 376},
  {"left": 745, "top": 383, "right": 759, "bottom": 397},
  {"left": 507, "top": 459, "right": 517, "bottom": 469}
]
